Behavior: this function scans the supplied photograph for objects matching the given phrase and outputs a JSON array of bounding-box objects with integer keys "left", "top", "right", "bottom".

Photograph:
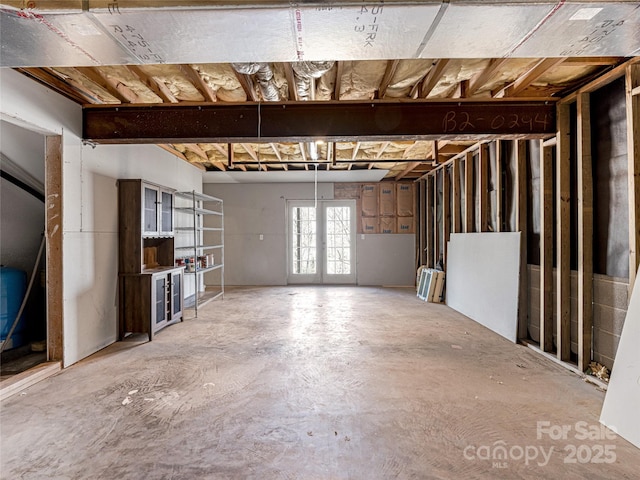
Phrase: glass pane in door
[
  {"left": 292, "top": 206, "right": 317, "bottom": 275},
  {"left": 155, "top": 276, "right": 166, "bottom": 324},
  {"left": 325, "top": 206, "right": 352, "bottom": 275},
  {"left": 161, "top": 191, "right": 173, "bottom": 233},
  {"left": 144, "top": 187, "right": 158, "bottom": 232},
  {"left": 172, "top": 272, "right": 181, "bottom": 315}
]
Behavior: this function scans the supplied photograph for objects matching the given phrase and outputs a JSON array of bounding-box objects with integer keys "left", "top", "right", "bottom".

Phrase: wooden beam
[
  {"left": 18, "top": 68, "right": 98, "bottom": 105},
  {"left": 376, "top": 141, "right": 390, "bottom": 159},
  {"left": 378, "top": 60, "right": 400, "bottom": 99},
  {"left": 83, "top": 100, "right": 557, "bottom": 144},
  {"left": 0, "top": 362, "right": 61, "bottom": 401},
  {"left": 75, "top": 67, "right": 141, "bottom": 103},
  {"left": 515, "top": 140, "right": 529, "bottom": 340},
  {"left": 495, "top": 140, "right": 503, "bottom": 232},
  {"left": 468, "top": 58, "right": 510, "bottom": 96},
  {"left": 395, "top": 161, "right": 422, "bottom": 180},
  {"left": 556, "top": 102, "right": 571, "bottom": 362},
  {"left": 45, "top": 136, "right": 63, "bottom": 362},
  {"left": 128, "top": 65, "right": 178, "bottom": 103},
  {"left": 627, "top": 64, "right": 640, "bottom": 295},
  {"left": 563, "top": 57, "right": 622, "bottom": 66},
  {"left": 351, "top": 142, "right": 361, "bottom": 160},
  {"left": 158, "top": 144, "right": 188, "bottom": 162},
  {"left": 443, "top": 165, "right": 451, "bottom": 265},
  {"left": 451, "top": 79, "right": 470, "bottom": 99},
  {"left": 420, "top": 59, "right": 450, "bottom": 98},
  {"left": 334, "top": 61, "right": 343, "bottom": 100},
  {"left": 452, "top": 157, "right": 461, "bottom": 234},
  {"left": 183, "top": 143, "right": 209, "bottom": 162},
  {"left": 478, "top": 144, "right": 489, "bottom": 232},
  {"left": 502, "top": 58, "right": 565, "bottom": 97},
  {"left": 180, "top": 65, "right": 217, "bottom": 102},
  {"left": 228, "top": 143, "right": 235, "bottom": 169},
  {"left": 561, "top": 57, "right": 640, "bottom": 103},
  {"left": 577, "top": 92, "right": 593, "bottom": 372},
  {"left": 42, "top": 68, "right": 110, "bottom": 104},
  {"left": 211, "top": 143, "right": 228, "bottom": 158},
  {"left": 426, "top": 176, "right": 434, "bottom": 269},
  {"left": 540, "top": 141, "right": 555, "bottom": 353},
  {"left": 284, "top": 63, "right": 298, "bottom": 101},
  {"left": 299, "top": 142, "right": 308, "bottom": 163},
  {"left": 234, "top": 72, "right": 257, "bottom": 102},
  {"left": 464, "top": 151, "right": 474, "bottom": 233},
  {"left": 270, "top": 143, "right": 282, "bottom": 161}
]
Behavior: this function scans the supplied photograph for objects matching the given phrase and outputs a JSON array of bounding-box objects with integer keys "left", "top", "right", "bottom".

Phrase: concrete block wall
[{"left": 527, "top": 265, "right": 628, "bottom": 370}]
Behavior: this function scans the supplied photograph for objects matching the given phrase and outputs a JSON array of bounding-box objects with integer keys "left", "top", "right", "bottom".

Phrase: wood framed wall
[{"left": 415, "top": 58, "right": 639, "bottom": 375}]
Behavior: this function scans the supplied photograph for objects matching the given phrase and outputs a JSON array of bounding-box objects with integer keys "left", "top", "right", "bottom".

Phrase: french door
[{"left": 287, "top": 200, "right": 356, "bottom": 284}]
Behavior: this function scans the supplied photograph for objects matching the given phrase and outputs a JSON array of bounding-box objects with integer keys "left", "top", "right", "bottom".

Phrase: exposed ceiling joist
[
  {"left": 19, "top": 68, "right": 99, "bottom": 104},
  {"left": 395, "top": 161, "right": 422, "bottom": 180},
  {"left": 180, "top": 65, "right": 217, "bottom": 102},
  {"left": 75, "top": 67, "right": 141, "bottom": 103},
  {"left": 468, "top": 58, "right": 510, "bottom": 96},
  {"left": 334, "top": 61, "right": 343, "bottom": 100},
  {"left": 234, "top": 71, "right": 257, "bottom": 102},
  {"left": 378, "top": 60, "right": 400, "bottom": 99},
  {"left": 128, "top": 65, "right": 178, "bottom": 103},
  {"left": 283, "top": 63, "right": 298, "bottom": 101},
  {"left": 419, "top": 59, "right": 450, "bottom": 98},
  {"left": 83, "top": 100, "right": 556, "bottom": 144},
  {"left": 500, "top": 58, "right": 566, "bottom": 97}
]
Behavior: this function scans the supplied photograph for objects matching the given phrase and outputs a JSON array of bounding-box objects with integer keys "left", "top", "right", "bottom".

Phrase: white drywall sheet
[
  {"left": 446, "top": 232, "right": 521, "bottom": 342},
  {"left": 600, "top": 266, "right": 640, "bottom": 449}
]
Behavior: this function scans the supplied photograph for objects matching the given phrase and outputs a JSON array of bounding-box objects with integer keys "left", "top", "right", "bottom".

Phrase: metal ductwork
[
  {"left": 292, "top": 61, "right": 335, "bottom": 101},
  {"left": 231, "top": 62, "right": 280, "bottom": 101}
]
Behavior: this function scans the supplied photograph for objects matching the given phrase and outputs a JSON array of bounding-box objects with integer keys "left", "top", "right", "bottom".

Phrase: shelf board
[
  {"left": 183, "top": 264, "right": 223, "bottom": 274},
  {"left": 175, "top": 227, "right": 223, "bottom": 232},
  {"left": 175, "top": 244, "right": 223, "bottom": 251},
  {"left": 176, "top": 191, "right": 223, "bottom": 203},
  {"left": 175, "top": 207, "right": 222, "bottom": 216}
]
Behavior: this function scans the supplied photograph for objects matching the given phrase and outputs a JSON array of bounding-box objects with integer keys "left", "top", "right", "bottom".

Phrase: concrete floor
[{"left": 1, "top": 286, "right": 639, "bottom": 479}]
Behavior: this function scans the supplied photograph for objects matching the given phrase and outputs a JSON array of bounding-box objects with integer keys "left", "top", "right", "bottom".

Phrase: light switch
[
  {"left": 259, "top": 234, "right": 264, "bottom": 241},
  {"left": 361, "top": 234, "right": 365, "bottom": 240}
]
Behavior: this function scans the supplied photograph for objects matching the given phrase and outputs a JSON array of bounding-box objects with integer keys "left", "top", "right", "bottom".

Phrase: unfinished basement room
[{"left": 1, "top": 1, "right": 640, "bottom": 478}]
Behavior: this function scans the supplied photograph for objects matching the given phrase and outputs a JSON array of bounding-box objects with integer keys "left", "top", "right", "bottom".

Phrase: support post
[
  {"left": 464, "top": 152, "right": 474, "bottom": 233},
  {"left": 479, "top": 144, "right": 489, "bottom": 232},
  {"left": 515, "top": 140, "right": 529, "bottom": 340},
  {"left": 556, "top": 103, "right": 571, "bottom": 362},
  {"left": 577, "top": 92, "right": 594, "bottom": 372},
  {"left": 540, "top": 141, "right": 554, "bottom": 353},
  {"left": 626, "top": 64, "right": 640, "bottom": 296}
]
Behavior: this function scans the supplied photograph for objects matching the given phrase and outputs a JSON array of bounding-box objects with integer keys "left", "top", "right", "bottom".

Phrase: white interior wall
[
  {"left": 1, "top": 68, "right": 202, "bottom": 367},
  {"left": 204, "top": 182, "right": 415, "bottom": 286},
  {"left": 0, "top": 121, "right": 45, "bottom": 274}
]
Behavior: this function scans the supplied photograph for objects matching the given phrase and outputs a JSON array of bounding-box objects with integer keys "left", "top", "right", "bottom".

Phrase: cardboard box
[
  {"left": 361, "top": 184, "right": 378, "bottom": 217},
  {"left": 361, "top": 216, "right": 379, "bottom": 234},
  {"left": 397, "top": 216, "right": 415, "bottom": 234},
  {"left": 380, "top": 216, "right": 396, "bottom": 234},
  {"left": 396, "top": 183, "right": 414, "bottom": 217},
  {"left": 379, "top": 183, "right": 396, "bottom": 216}
]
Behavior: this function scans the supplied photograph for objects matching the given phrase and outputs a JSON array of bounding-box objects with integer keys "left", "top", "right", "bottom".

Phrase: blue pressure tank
[{"left": 0, "top": 266, "right": 28, "bottom": 350}]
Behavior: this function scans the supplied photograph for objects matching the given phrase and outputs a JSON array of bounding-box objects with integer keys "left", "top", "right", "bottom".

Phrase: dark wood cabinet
[{"left": 118, "top": 179, "right": 183, "bottom": 340}]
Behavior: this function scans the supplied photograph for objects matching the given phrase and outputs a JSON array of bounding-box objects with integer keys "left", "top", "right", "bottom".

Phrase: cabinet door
[
  {"left": 160, "top": 190, "right": 174, "bottom": 236},
  {"left": 170, "top": 270, "right": 183, "bottom": 321},
  {"left": 153, "top": 274, "right": 168, "bottom": 326},
  {"left": 143, "top": 185, "right": 160, "bottom": 236}
]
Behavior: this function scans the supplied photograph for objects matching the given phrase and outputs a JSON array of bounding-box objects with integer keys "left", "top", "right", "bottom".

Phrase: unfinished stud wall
[{"left": 418, "top": 66, "right": 638, "bottom": 373}]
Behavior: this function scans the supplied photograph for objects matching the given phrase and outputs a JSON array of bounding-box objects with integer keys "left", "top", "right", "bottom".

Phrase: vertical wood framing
[
  {"left": 577, "top": 92, "right": 594, "bottom": 371},
  {"left": 426, "top": 175, "right": 434, "bottom": 269},
  {"left": 627, "top": 64, "right": 640, "bottom": 295},
  {"left": 540, "top": 141, "right": 555, "bottom": 352},
  {"left": 452, "top": 158, "right": 461, "bottom": 234},
  {"left": 478, "top": 144, "right": 489, "bottom": 232},
  {"left": 45, "top": 136, "right": 63, "bottom": 362},
  {"left": 443, "top": 166, "right": 451, "bottom": 265},
  {"left": 515, "top": 140, "right": 529, "bottom": 340},
  {"left": 556, "top": 103, "right": 571, "bottom": 362},
  {"left": 419, "top": 179, "right": 427, "bottom": 266},
  {"left": 464, "top": 152, "right": 474, "bottom": 233},
  {"left": 434, "top": 171, "right": 440, "bottom": 266},
  {"left": 495, "top": 140, "right": 503, "bottom": 232}
]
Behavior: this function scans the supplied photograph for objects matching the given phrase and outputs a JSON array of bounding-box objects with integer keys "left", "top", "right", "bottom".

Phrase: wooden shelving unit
[{"left": 175, "top": 191, "right": 224, "bottom": 316}]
